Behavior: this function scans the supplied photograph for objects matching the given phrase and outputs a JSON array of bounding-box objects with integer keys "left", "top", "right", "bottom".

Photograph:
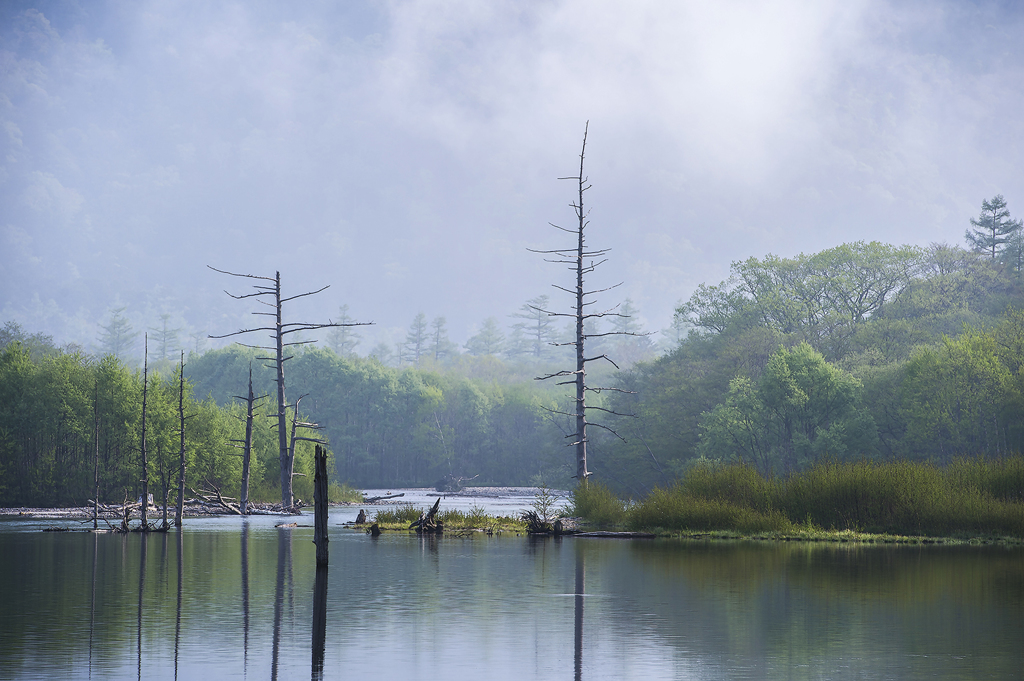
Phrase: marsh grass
[
  {"left": 586, "top": 457, "right": 1024, "bottom": 538},
  {"left": 566, "top": 482, "right": 626, "bottom": 527},
  {"left": 370, "top": 503, "right": 526, "bottom": 532},
  {"left": 329, "top": 482, "right": 363, "bottom": 503},
  {"left": 372, "top": 503, "right": 422, "bottom": 524}
]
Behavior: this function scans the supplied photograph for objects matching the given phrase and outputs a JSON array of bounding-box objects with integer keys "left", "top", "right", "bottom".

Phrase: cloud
[{"left": 1, "top": 0, "right": 1023, "bottom": 348}]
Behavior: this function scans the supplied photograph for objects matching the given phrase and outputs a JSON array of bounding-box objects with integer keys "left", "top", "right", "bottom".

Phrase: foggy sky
[{"left": 2, "top": 0, "right": 1023, "bottom": 354}]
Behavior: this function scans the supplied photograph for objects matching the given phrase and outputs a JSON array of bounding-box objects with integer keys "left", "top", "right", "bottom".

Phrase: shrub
[{"left": 568, "top": 481, "right": 625, "bottom": 527}]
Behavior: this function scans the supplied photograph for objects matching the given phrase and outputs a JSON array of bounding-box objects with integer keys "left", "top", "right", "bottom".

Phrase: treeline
[
  {"left": 0, "top": 327, "right": 325, "bottom": 507},
  {"left": 604, "top": 238, "right": 1024, "bottom": 493},
  {"left": 185, "top": 346, "right": 569, "bottom": 487}
]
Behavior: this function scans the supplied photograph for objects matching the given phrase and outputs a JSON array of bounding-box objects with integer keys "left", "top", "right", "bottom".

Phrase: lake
[{"left": 1, "top": 492, "right": 1022, "bottom": 680}]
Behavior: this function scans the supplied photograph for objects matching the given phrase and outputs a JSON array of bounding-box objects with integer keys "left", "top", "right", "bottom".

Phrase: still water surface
[{"left": 1, "top": 493, "right": 1022, "bottom": 680}]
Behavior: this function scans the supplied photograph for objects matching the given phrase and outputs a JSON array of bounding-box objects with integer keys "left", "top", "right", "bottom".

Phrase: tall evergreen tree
[
  {"left": 965, "top": 195, "right": 1022, "bottom": 259},
  {"left": 150, "top": 313, "right": 181, "bottom": 361},
  {"left": 405, "top": 313, "right": 429, "bottom": 364},
  {"left": 430, "top": 316, "right": 455, "bottom": 361},
  {"left": 98, "top": 307, "right": 139, "bottom": 360},
  {"left": 326, "top": 305, "right": 361, "bottom": 357},
  {"left": 511, "top": 295, "right": 556, "bottom": 358},
  {"left": 465, "top": 318, "right": 505, "bottom": 356}
]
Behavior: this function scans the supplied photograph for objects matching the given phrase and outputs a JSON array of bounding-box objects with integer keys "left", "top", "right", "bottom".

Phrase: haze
[{"left": 2, "top": 0, "right": 1023, "bottom": 354}]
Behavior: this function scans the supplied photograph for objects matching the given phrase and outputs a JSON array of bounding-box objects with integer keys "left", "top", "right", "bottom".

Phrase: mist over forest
[
  {"left": 3, "top": 2, "right": 1024, "bottom": 507},
  {"left": 2, "top": 1, "right": 1023, "bottom": 356}
]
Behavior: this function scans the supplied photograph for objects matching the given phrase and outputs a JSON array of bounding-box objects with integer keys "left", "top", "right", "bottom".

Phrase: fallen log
[
  {"left": 362, "top": 493, "right": 405, "bottom": 503},
  {"left": 573, "top": 531, "right": 656, "bottom": 538}
]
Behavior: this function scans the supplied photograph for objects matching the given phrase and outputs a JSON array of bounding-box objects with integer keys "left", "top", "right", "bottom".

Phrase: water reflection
[
  {"left": 136, "top": 533, "right": 147, "bottom": 681},
  {"left": 1, "top": 518, "right": 1023, "bottom": 680},
  {"left": 241, "top": 520, "right": 250, "bottom": 677},
  {"left": 88, "top": 531, "right": 97, "bottom": 680},
  {"left": 574, "top": 543, "right": 585, "bottom": 681},
  {"left": 311, "top": 566, "right": 328, "bottom": 680},
  {"left": 174, "top": 529, "right": 183, "bottom": 681},
  {"left": 271, "top": 527, "right": 293, "bottom": 681}
]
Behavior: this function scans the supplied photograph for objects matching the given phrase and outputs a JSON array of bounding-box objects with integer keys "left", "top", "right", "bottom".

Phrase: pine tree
[
  {"left": 98, "top": 307, "right": 139, "bottom": 360},
  {"left": 326, "top": 305, "right": 361, "bottom": 357},
  {"left": 965, "top": 195, "right": 1022, "bottom": 259},
  {"left": 405, "top": 313, "right": 429, "bottom": 364},
  {"left": 465, "top": 318, "right": 505, "bottom": 356}
]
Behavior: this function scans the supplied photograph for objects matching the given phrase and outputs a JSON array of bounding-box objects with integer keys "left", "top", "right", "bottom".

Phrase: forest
[{"left": 3, "top": 196, "right": 1024, "bottom": 508}]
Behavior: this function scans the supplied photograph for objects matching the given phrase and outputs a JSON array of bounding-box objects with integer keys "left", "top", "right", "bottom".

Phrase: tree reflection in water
[
  {"left": 271, "top": 527, "right": 293, "bottom": 681},
  {"left": 174, "top": 530, "right": 183, "bottom": 681},
  {"left": 574, "top": 543, "right": 585, "bottom": 681},
  {"left": 311, "top": 565, "right": 328, "bottom": 680},
  {"left": 136, "top": 534, "right": 147, "bottom": 681},
  {"left": 241, "top": 519, "right": 250, "bottom": 676}
]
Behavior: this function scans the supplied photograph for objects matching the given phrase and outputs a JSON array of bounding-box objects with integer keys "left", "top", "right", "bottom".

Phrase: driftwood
[
  {"left": 522, "top": 513, "right": 581, "bottom": 535},
  {"left": 410, "top": 498, "right": 443, "bottom": 534},
  {"left": 573, "top": 531, "right": 656, "bottom": 538},
  {"left": 434, "top": 474, "right": 478, "bottom": 493},
  {"left": 190, "top": 485, "right": 242, "bottom": 515},
  {"left": 362, "top": 492, "right": 405, "bottom": 503}
]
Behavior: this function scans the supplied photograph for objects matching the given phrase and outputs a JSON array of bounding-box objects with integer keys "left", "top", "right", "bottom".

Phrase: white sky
[{"left": 2, "top": 0, "right": 1023, "bottom": 351}]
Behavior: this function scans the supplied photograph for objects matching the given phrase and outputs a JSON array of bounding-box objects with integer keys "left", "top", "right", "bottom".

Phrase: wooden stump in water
[
  {"left": 410, "top": 497, "right": 443, "bottom": 534},
  {"left": 313, "top": 445, "right": 329, "bottom": 566}
]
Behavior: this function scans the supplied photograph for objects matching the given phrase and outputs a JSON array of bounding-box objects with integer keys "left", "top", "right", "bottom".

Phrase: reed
[
  {"left": 566, "top": 481, "right": 626, "bottom": 527},
  {"left": 576, "top": 457, "right": 1024, "bottom": 538}
]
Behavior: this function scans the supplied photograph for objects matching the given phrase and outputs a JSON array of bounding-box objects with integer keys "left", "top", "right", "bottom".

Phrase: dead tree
[
  {"left": 229, "top": 363, "right": 268, "bottom": 516},
  {"left": 174, "top": 351, "right": 190, "bottom": 527},
  {"left": 528, "top": 123, "right": 641, "bottom": 484},
  {"left": 92, "top": 384, "right": 100, "bottom": 531},
  {"left": 208, "top": 267, "right": 370, "bottom": 509},
  {"left": 140, "top": 334, "right": 150, "bottom": 529}
]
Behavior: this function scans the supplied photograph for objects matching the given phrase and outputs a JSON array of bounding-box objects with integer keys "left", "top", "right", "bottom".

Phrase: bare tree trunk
[
  {"left": 529, "top": 123, "right": 639, "bottom": 485},
  {"left": 93, "top": 384, "right": 100, "bottom": 531},
  {"left": 175, "top": 351, "right": 187, "bottom": 527},
  {"left": 240, "top": 365, "right": 254, "bottom": 515},
  {"left": 574, "top": 141, "right": 589, "bottom": 484},
  {"left": 140, "top": 334, "right": 149, "bottom": 530},
  {"left": 313, "top": 445, "right": 329, "bottom": 566},
  {"left": 274, "top": 272, "right": 293, "bottom": 510}
]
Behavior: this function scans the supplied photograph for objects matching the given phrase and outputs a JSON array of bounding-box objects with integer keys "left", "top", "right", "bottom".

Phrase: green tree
[
  {"left": 965, "top": 195, "right": 1022, "bottom": 259},
  {"left": 150, "top": 314, "right": 181, "bottom": 362},
  {"left": 465, "top": 318, "right": 505, "bottom": 356},
  {"left": 325, "top": 305, "right": 361, "bottom": 357},
  {"left": 405, "top": 313, "right": 429, "bottom": 364},
  {"left": 511, "top": 295, "right": 557, "bottom": 359},
  {"left": 898, "top": 328, "right": 1020, "bottom": 460},
  {"left": 97, "top": 307, "right": 139, "bottom": 360},
  {"left": 699, "top": 343, "right": 876, "bottom": 475}
]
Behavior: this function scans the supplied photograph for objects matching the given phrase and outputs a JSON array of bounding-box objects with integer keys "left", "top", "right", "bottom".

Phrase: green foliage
[
  {"left": 617, "top": 460, "right": 1024, "bottom": 537},
  {"left": 567, "top": 481, "right": 626, "bottom": 527},
  {"left": 698, "top": 343, "right": 877, "bottom": 475},
  {"left": 329, "top": 482, "right": 363, "bottom": 503},
  {"left": 627, "top": 488, "right": 792, "bottom": 533},
  {"left": 372, "top": 503, "right": 423, "bottom": 524}
]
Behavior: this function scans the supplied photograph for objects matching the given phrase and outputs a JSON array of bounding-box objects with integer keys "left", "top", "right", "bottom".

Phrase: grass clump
[
  {"left": 329, "top": 482, "right": 363, "bottom": 503},
  {"left": 370, "top": 502, "right": 526, "bottom": 532},
  {"left": 627, "top": 486, "right": 792, "bottom": 533},
  {"left": 571, "top": 456, "right": 1024, "bottom": 539},
  {"left": 372, "top": 503, "right": 423, "bottom": 524},
  {"left": 566, "top": 481, "right": 626, "bottom": 527}
]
